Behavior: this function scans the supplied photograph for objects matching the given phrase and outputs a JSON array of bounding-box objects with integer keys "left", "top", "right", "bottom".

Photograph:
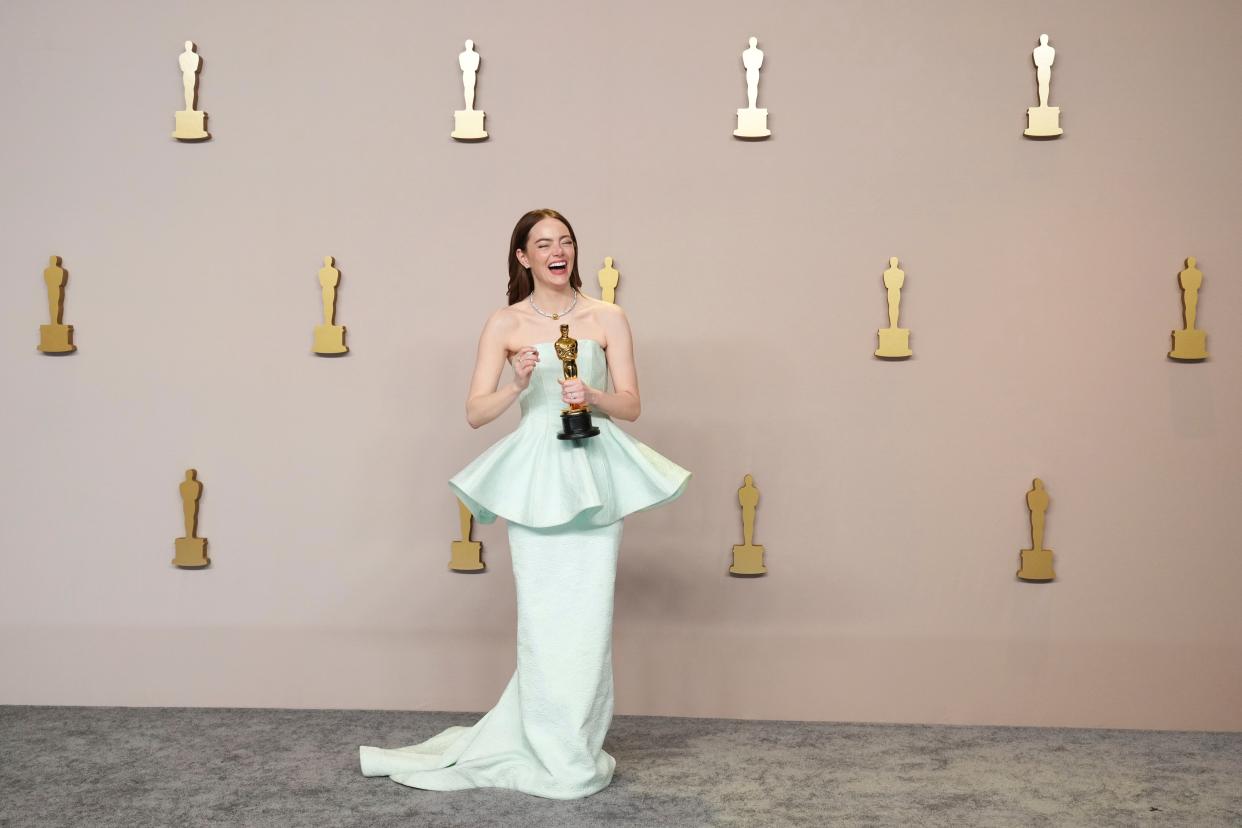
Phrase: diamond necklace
[{"left": 529, "top": 289, "right": 578, "bottom": 320}]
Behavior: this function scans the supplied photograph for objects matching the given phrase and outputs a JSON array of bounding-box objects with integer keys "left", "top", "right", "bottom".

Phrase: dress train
[{"left": 360, "top": 517, "right": 623, "bottom": 800}]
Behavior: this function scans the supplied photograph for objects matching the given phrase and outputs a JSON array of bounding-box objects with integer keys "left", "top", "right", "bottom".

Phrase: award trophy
[
  {"left": 313, "top": 256, "right": 348, "bottom": 354},
  {"left": 874, "top": 257, "right": 912, "bottom": 358},
  {"left": 598, "top": 257, "right": 620, "bottom": 304},
  {"left": 1016, "top": 478, "right": 1054, "bottom": 582},
  {"left": 1169, "top": 257, "right": 1208, "bottom": 360},
  {"left": 729, "top": 474, "right": 767, "bottom": 576},
  {"left": 449, "top": 498, "right": 485, "bottom": 572},
  {"left": 38, "top": 255, "right": 76, "bottom": 354},
  {"left": 173, "top": 469, "right": 210, "bottom": 568},
  {"left": 733, "top": 37, "right": 771, "bottom": 139},
  {"left": 1023, "top": 35, "right": 1062, "bottom": 138},
  {"left": 554, "top": 324, "right": 601, "bottom": 441},
  {"left": 451, "top": 40, "right": 488, "bottom": 141},
  {"left": 172, "top": 41, "right": 210, "bottom": 141}
]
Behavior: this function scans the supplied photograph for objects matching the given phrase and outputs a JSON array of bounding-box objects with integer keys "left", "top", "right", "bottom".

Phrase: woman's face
[{"left": 516, "top": 217, "right": 575, "bottom": 289}]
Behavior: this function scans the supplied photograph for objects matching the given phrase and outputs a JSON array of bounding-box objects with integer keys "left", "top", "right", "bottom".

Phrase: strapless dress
[{"left": 448, "top": 339, "right": 691, "bottom": 529}]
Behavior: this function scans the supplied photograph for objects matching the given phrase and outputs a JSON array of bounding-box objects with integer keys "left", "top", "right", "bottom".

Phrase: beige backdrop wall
[{"left": 2, "top": 0, "right": 1239, "bottom": 731}]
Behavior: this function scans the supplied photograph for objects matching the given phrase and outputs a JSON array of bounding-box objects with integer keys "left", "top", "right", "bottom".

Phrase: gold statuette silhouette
[
  {"left": 598, "top": 257, "right": 620, "bottom": 304},
  {"left": 39, "top": 255, "right": 76, "bottom": 354},
  {"left": 875, "top": 257, "right": 912, "bottom": 358},
  {"left": 172, "top": 41, "right": 210, "bottom": 141},
  {"left": 1023, "top": 34, "right": 1062, "bottom": 138},
  {"left": 1169, "top": 257, "right": 1208, "bottom": 361},
  {"left": 729, "top": 474, "right": 767, "bottom": 576},
  {"left": 734, "top": 37, "right": 771, "bottom": 139},
  {"left": 313, "top": 256, "right": 348, "bottom": 355},
  {"left": 1017, "top": 478, "right": 1053, "bottom": 582},
  {"left": 451, "top": 40, "right": 488, "bottom": 140},
  {"left": 173, "top": 469, "right": 210, "bottom": 568},
  {"left": 450, "top": 499, "right": 485, "bottom": 572}
]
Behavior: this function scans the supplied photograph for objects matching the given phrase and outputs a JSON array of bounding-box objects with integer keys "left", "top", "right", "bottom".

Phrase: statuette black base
[{"left": 558, "top": 409, "right": 601, "bottom": 441}]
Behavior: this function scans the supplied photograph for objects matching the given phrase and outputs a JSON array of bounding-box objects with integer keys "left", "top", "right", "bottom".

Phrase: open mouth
[{"left": 548, "top": 261, "right": 568, "bottom": 274}]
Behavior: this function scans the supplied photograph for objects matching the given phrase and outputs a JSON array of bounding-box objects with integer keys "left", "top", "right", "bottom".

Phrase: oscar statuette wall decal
[
  {"left": 597, "top": 257, "right": 620, "bottom": 304},
  {"left": 449, "top": 498, "right": 485, "bottom": 572},
  {"left": 451, "top": 40, "right": 488, "bottom": 141},
  {"left": 38, "top": 256, "right": 75, "bottom": 354},
  {"left": 733, "top": 37, "right": 771, "bottom": 139},
  {"left": 729, "top": 474, "right": 767, "bottom": 576},
  {"left": 1017, "top": 478, "right": 1054, "bottom": 582},
  {"left": 874, "top": 257, "right": 912, "bottom": 359},
  {"left": 313, "top": 256, "right": 348, "bottom": 355},
  {"left": 1023, "top": 34, "right": 1062, "bottom": 137},
  {"left": 173, "top": 469, "right": 210, "bottom": 569},
  {"left": 172, "top": 41, "right": 210, "bottom": 141},
  {"left": 1169, "top": 257, "right": 1209, "bottom": 361}
]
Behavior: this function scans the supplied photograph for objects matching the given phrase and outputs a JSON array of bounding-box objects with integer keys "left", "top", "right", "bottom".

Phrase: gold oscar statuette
[
  {"left": 875, "top": 257, "right": 912, "bottom": 359},
  {"left": 172, "top": 41, "right": 210, "bottom": 141},
  {"left": 313, "top": 256, "right": 348, "bottom": 355},
  {"left": 173, "top": 469, "right": 210, "bottom": 568},
  {"left": 1016, "top": 478, "right": 1054, "bottom": 582},
  {"left": 38, "top": 255, "right": 76, "bottom": 354},
  {"left": 449, "top": 498, "right": 485, "bottom": 572},
  {"left": 554, "top": 324, "right": 601, "bottom": 441},
  {"left": 451, "top": 40, "right": 488, "bottom": 141},
  {"left": 729, "top": 474, "right": 767, "bottom": 576},
  {"left": 1023, "top": 34, "right": 1063, "bottom": 138},
  {"left": 1169, "top": 257, "right": 1208, "bottom": 361},
  {"left": 598, "top": 257, "right": 620, "bottom": 304}
]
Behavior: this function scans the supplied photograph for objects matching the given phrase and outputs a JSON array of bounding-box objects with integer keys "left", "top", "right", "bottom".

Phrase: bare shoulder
[
  {"left": 594, "top": 300, "right": 631, "bottom": 349},
  {"left": 597, "top": 296, "right": 625, "bottom": 316},
  {"left": 486, "top": 303, "right": 521, "bottom": 331},
  {"left": 595, "top": 298, "right": 629, "bottom": 325},
  {"left": 479, "top": 304, "right": 519, "bottom": 347}
]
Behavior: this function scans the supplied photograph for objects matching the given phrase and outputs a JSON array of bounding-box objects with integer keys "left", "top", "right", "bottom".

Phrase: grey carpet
[{"left": 1, "top": 705, "right": 1240, "bottom": 827}]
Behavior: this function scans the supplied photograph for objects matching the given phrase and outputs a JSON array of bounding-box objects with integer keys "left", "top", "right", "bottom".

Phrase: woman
[{"left": 359, "top": 209, "right": 691, "bottom": 799}]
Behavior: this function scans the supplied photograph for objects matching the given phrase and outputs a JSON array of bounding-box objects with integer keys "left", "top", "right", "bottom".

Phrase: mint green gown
[{"left": 359, "top": 339, "right": 691, "bottom": 799}]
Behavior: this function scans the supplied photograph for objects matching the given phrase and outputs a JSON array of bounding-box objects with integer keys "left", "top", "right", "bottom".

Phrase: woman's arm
[
  {"left": 465, "top": 310, "right": 528, "bottom": 429},
  {"left": 575, "top": 304, "right": 641, "bottom": 422}
]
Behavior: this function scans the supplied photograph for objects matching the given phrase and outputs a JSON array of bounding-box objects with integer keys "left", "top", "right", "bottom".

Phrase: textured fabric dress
[{"left": 359, "top": 338, "right": 691, "bottom": 799}]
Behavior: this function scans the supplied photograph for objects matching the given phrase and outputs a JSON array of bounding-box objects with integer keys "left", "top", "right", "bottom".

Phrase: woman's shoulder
[
  {"left": 477, "top": 304, "right": 523, "bottom": 354},
  {"left": 579, "top": 292, "right": 626, "bottom": 321},
  {"left": 485, "top": 302, "right": 524, "bottom": 330}
]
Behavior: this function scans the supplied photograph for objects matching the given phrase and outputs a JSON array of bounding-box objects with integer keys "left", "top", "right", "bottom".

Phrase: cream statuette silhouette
[
  {"left": 597, "top": 257, "right": 620, "bottom": 304},
  {"left": 451, "top": 40, "right": 488, "bottom": 140},
  {"left": 734, "top": 37, "right": 771, "bottom": 139},
  {"left": 1169, "top": 257, "right": 1208, "bottom": 361},
  {"left": 172, "top": 41, "right": 209, "bottom": 141},
  {"left": 313, "top": 256, "right": 348, "bottom": 355},
  {"left": 1024, "top": 34, "right": 1062, "bottom": 137},
  {"left": 875, "top": 257, "right": 913, "bottom": 358}
]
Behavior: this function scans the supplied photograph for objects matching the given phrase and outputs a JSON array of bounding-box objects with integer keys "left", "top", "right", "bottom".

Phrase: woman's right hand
[{"left": 510, "top": 345, "right": 541, "bottom": 390}]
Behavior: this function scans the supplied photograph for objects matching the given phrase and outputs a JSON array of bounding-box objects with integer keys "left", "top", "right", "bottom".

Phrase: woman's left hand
[{"left": 557, "top": 377, "right": 595, "bottom": 407}]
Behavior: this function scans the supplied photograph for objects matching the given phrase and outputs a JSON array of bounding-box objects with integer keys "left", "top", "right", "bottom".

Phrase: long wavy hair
[{"left": 506, "top": 209, "right": 583, "bottom": 305}]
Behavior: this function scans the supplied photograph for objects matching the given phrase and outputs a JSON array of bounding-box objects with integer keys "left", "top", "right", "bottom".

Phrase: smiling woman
[
  {"left": 358, "top": 208, "right": 692, "bottom": 799},
  {"left": 507, "top": 208, "right": 581, "bottom": 306}
]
